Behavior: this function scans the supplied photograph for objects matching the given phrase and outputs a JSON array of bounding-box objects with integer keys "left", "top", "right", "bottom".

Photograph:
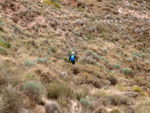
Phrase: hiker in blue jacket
[{"left": 69, "top": 52, "right": 78, "bottom": 64}]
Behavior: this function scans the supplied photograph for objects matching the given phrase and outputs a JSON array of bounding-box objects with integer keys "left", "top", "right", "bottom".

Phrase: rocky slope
[{"left": 0, "top": 0, "right": 150, "bottom": 113}]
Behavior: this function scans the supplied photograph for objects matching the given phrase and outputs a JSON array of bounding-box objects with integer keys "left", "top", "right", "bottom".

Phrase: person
[{"left": 69, "top": 52, "right": 78, "bottom": 64}]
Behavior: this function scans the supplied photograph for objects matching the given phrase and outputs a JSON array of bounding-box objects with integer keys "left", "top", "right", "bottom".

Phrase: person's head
[{"left": 72, "top": 52, "right": 75, "bottom": 55}]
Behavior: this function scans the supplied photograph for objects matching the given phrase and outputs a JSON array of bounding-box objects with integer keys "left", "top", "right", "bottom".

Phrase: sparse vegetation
[
  {"left": 24, "top": 60, "right": 35, "bottom": 67},
  {"left": 0, "top": 0, "right": 150, "bottom": 112}
]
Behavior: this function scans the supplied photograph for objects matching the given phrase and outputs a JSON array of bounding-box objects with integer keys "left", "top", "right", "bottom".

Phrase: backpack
[{"left": 71, "top": 55, "right": 75, "bottom": 61}]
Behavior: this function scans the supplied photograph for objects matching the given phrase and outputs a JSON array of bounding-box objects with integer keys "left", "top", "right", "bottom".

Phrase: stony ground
[{"left": 0, "top": 0, "right": 150, "bottom": 113}]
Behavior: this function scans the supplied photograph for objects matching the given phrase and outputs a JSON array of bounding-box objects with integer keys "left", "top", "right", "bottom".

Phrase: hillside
[{"left": 0, "top": 0, "right": 150, "bottom": 113}]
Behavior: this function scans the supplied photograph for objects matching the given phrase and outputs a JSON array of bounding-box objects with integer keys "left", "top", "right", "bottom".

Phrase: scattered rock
[
  {"left": 60, "top": 72, "right": 68, "bottom": 78},
  {"left": 104, "top": 80, "right": 111, "bottom": 85},
  {"left": 123, "top": 92, "right": 139, "bottom": 98},
  {"left": 89, "top": 26, "right": 97, "bottom": 33},
  {"left": 45, "top": 102, "right": 60, "bottom": 113}
]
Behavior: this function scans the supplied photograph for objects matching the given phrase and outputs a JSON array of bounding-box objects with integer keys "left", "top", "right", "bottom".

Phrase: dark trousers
[{"left": 71, "top": 61, "right": 75, "bottom": 64}]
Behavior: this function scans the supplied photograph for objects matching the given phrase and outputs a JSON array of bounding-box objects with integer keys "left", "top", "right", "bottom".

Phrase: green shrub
[
  {"left": 126, "top": 58, "right": 133, "bottom": 62},
  {"left": 86, "top": 50, "right": 95, "bottom": 56},
  {"left": 122, "top": 68, "right": 134, "bottom": 75},
  {"left": 86, "top": 34, "right": 95, "bottom": 40},
  {"left": 52, "top": 2, "right": 61, "bottom": 9},
  {"left": 0, "top": 21, "right": 5, "bottom": 32},
  {"left": 80, "top": 98, "right": 89, "bottom": 107},
  {"left": 26, "top": 74, "right": 39, "bottom": 81},
  {"left": 44, "top": 0, "right": 61, "bottom": 9},
  {"left": 1, "top": 85, "right": 24, "bottom": 113},
  {"left": 46, "top": 82, "right": 73, "bottom": 99},
  {"left": 0, "top": 46, "right": 7, "bottom": 55},
  {"left": 37, "top": 58, "right": 47, "bottom": 63},
  {"left": 80, "top": 98, "right": 95, "bottom": 109},
  {"left": 113, "top": 63, "right": 121, "bottom": 69},
  {"left": 103, "top": 48, "right": 108, "bottom": 53},
  {"left": 23, "top": 81, "right": 43, "bottom": 103},
  {"left": 132, "top": 55, "right": 138, "bottom": 60},
  {"left": 99, "top": 56, "right": 105, "bottom": 60},
  {"left": 122, "top": 43, "right": 126, "bottom": 48},
  {"left": 133, "top": 87, "right": 142, "bottom": 92},
  {"left": 0, "top": 38, "right": 11, "bottom": 48},
  {"left": 76, "top": 91, "right": 88, "bottom": 101},
  {"left": 51, "top": 47, "right": 58, "bottom": 53},
  {"left": 24, "top": 60, "right": 35, "bottom": 67},
  {"left": 140, "top": 53, "right": 146, "bottom": 59},
  {"left": 81, "top": 57, "right": 97, "bottom": 65}
]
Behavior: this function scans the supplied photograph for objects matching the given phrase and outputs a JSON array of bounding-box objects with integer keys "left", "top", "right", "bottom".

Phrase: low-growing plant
[
  {"left": 80, "top": 98, "right": 95, "bottom": 109},
  {"left": 97, "top": 23, "right": 110, "bottom": 33},
  {"left": 44, "top": 0, "right": 61, "bottom": 9},
  {"left": 46, "top": 82, "right": 73, "bottom": 99},
  {"left": 86, "top": 50, "right": 95, "bottom": 56},
  {"left": 113, "top": 63, "right": 121, "bottom": 69},
  {"left": 1, "top": 85, "right": 24, "bottom": 113},
  {"left": 109, "top": 94, "right": 130, "bottom": 106},
  {"left": 0, "top": 38, "right": 11, "bottom": 48},
  {"left": 133, "top": 86, "right": 142, "bottom": 92},
  {"left": 122, "top": 68, "right": 134, "bottom": 75},
  {"left": 37, "top": 58, "right": 47, "bottom": 63},
  {"left": 132, "top": 54, "right": 138, "bottom": 60},
  {"left": 76, "top": 91, "right": 88, "bottom": 101},
  {"left": 126, "top": 58, "right": 133, "bottom": 62},
  {"left": 24, "top": 60, "right": 35, "bottom": 67},
  {"left": 51, "top": 47, "right": 58, "bottom": 53},
  {"left": 81, "top": 56, "right": 97, "bottom": 65},
  {"left": 140, "top": 53, "right": 146, "bottom": 59},
  {"left": 103, "top": 48, "right": 108, "bottom": 53},
  {"left": 0, "top": 46, "right": 7, "bottom": 55},
  {"left": 23, "top": 81, "right": 43, "bottom": 103}
]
